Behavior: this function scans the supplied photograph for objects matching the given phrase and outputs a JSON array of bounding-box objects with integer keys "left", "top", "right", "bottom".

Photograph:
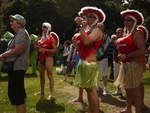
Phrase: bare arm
[
  {"left": 79, "top": 27, "right": 103, "bottom": 46},
  {"left": 1, "top": 44, "right": 25, "bottom": 58}
]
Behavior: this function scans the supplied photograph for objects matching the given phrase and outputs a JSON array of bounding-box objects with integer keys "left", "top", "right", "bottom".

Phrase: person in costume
[
  {"left": 74, "top": 6, "right": 105, "bottom": 113},
  {"left": 114, "top": 10, "right": 147, "bottom": 113},
  {"left": 29, "top": 34, "right": 38, "bottom": 74},
  {"left": 34, "top": 22, "right": 59, "bottom": 100}
]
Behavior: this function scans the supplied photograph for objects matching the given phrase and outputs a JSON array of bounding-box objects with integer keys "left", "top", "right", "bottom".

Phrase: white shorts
[
  {"left": 113, "top": 62, "right": 120, "bottom": 80},
  {"left": 98, "top": 57, "right": 108, "bottom": 76},
  {"left": 147, "top": 57, "right": 150, "bottom": 65}
]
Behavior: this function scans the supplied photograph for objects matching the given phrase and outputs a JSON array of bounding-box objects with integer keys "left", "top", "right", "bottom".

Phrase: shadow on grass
[
  {"left": 0, "top": 75, "right": 8, "bottom": 82},
  {"left": 98, "top": 88, "right": 126, "bottom": 108},
  {"left": 25, "top": 73, "right": 38, "bottom": 78},
  {"left": 36, "top": 96, "right": 65, "bottom": 113},
  {"left": 143, "top": 77, "right": 150, "bottom": 85}
]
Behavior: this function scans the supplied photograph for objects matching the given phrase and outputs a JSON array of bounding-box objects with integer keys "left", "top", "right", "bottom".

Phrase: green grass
[{"left": 0, "top": 66, "right": 150, "bottom": 113}]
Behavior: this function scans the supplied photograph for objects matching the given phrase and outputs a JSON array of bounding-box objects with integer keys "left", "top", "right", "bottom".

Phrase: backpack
[
  {"left": 0, "top": 39, "right": 8, "bottom": 54},
  {"left": 94, "top": 33, "right": 111, "bottom": 61}
]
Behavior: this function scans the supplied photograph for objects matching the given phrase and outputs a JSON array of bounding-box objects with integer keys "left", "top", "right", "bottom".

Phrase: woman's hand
[{"left": 0, "top": 54, "right": 5, "bottom": 62}]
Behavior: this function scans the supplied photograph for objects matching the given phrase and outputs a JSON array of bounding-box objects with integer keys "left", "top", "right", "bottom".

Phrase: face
[
  {"left": 116, "top": 28, "right": 123, "bottom": 38},
  {"left": 124, "top": 16, "right": 135, "bottom": 28},
  {"left": 86, "top": 13, "right": 96, "bottom": 25},
  {"left": 42, "top": 25, "right": 48, "bottom": 33},
  {"left": 10, "top": 19, "right": 21, "bottom": 30}
]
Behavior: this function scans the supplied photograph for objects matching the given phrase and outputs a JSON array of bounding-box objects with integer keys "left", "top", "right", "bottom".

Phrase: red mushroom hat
[
  {"left": 81, "top": 6, "right": 106, "bottom": 23},
  {"left": 121, "top": 9, "right": 144, "bottom": 25}
]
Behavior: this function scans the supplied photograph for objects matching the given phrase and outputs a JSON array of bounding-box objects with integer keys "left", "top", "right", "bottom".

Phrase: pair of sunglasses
[
  {"left": 124, "top": 18, "right": 134, "bottom": 22},
  {"left": 86, "top": 14, "right": 96, "bottom": 18}
]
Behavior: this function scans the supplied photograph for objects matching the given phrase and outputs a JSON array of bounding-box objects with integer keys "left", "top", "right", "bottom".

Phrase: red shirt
[
  {"left": 74, "top": 31, "right": 103, "bottom": 60},
  {"left": 116, "top": 30, "right": 138, "bottom": 63}
]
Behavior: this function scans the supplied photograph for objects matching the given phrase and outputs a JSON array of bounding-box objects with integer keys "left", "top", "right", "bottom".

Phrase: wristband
[{"left": 78, "top": 24, "right": 83, "bottom": 28}]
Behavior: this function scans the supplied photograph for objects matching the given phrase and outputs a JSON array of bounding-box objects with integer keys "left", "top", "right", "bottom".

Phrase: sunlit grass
[{"left": 0, "top": 66, "right": 150, "bottom": 113}]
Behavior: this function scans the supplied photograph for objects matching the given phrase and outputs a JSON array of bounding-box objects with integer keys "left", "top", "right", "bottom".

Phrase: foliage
[{"left": 0, "top": 0, "right": 150, "bottom": 42}]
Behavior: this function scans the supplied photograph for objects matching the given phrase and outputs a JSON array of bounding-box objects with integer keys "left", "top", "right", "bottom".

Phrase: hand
[
  {"left": 0, "top": 54, "right": 5, "bottom": 62},
  {"left": 74, "top": 17, "right": 83, "bottom": 25},
  {"left": 118, "top": 54, "right": 127, "bottom": 62}
]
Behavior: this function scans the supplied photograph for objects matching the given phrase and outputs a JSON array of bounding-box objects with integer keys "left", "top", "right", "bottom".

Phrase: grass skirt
[
  {"left": 114, "top": 62, "right": 143, "bottom": 89},
  {"left": 74, "top": 60, "right": 100, "bottom": 88}
]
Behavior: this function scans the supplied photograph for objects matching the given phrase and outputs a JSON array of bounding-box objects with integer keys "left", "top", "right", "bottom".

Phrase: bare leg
[
  {"left": 16, "top": 103, "right": 26, "bottom": 113},
  {"left": 48, "top": 73, "right": 54, "bottom": 98},
  {"left": 35, "top": 62, "right": 45, "bottom": 95},
  {"left": 39, "top": 66, "right": 45, "bottom": 94},
  {"left": 85, "top": 87, "right": 99, "bottom": 113},
  {"left": 103, "top": 76, "right": 108, "bottom": 88},
  {"left": 72, "top": 87, "right": 83, "bottom": 102},
  {"left": 133, "top": 85, "right": 142, "bottom": 113},
  {"left": 123, "top": 88, "right": 132, "bottom": 113},
  {"left": 139, "top": 82, "right": 145, "bottom": 108},
  {"left": 62, "top": 73, "right": 69, "bottom": 81}
]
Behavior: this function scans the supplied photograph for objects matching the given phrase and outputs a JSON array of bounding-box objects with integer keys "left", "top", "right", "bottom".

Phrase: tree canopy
[{"left": 0, "top": 0, "right": 150, "bottom": 43}]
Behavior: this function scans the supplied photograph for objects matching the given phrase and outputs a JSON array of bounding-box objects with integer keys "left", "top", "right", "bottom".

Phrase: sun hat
[
  {"left": 30, "top": 34, "right": 38, "bottom": 41},
  {"left": 121, "top": 9, "right": 144, "bottom": 25},
  {"left": 80, "top": 6, "right": 106, "bottom": 23},
  {"left": 9, "top": 14, "right": 26, "bottom": 26},
  {"left": 78, "top": 11, "right": 86, "bottom": 18},
  {"left": 3, "top": 31, "right": 14, "bottom": 39},
  {"left": 50, "top": 32, "right": 59, "bottom": 47},
  {"left": 137, "top": 25, "right": 149, "bottom": 42}
]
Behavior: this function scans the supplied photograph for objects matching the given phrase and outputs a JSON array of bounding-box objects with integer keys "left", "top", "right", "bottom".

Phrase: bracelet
[{"left": 78, "top": 24, "right": 83, "bottom": 28}]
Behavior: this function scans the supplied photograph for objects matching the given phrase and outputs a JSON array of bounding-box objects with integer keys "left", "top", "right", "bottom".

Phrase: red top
[
  {"left": 36, "top": 34, "right": 53, "bottom": 63},
  {"left": 74, "top": 31, "right": 103, "bottom": 60},
  {"left": 116, "top": 30, "right": 138, "bottom": 63}
]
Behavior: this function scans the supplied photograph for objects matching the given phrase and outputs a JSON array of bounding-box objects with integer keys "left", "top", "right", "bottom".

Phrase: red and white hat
[
  {"left": 137, "top": 25, "right": 149, "bottom": 42},
  {"left": 81, "top": 6, "right": 106, "bottom": 23},
  {"left": 50, "top": 32, "right": 59, "bottom": 47},
  {"left": 78, "top": 11, "right": 86, "bottom": 18},
  {"left": 121, "top": 9, "right": 144, "bottom": 25}
]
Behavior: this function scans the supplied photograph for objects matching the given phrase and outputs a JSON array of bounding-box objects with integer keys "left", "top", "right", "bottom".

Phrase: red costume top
[
  {"left": 74, "top": 31, "right": 103, "bottom": 60},
  {"left": 36, "top": 34, "right": 53, "bottom": 63},
  {"left": 116, "top": 31, "right": 138, "bottom": 63}
]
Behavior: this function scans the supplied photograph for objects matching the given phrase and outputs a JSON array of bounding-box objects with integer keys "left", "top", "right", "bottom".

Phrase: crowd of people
[{"left": 0, "top": 6, "right": 149, "bottom": 113}]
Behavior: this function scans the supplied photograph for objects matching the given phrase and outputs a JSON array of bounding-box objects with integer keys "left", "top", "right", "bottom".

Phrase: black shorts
[{"left": 8, "top": 70, "right": 26, "bottom": 105}]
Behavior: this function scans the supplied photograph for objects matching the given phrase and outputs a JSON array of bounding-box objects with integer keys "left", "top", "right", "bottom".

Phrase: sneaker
[
  {"left": 103, "top": 88, "right": 108, "bottom": 96},
  {"left": 113, "top": 90, "right": 122, "bottom": 96}
]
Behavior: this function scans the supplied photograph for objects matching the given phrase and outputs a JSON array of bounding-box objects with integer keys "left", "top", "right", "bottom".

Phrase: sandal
[
  {"left": 72, "top": 98, "right": 83, "bottom": 102},
  {"left": 34, "top": 91, "right": 44, "bottom": 96},
  {"left": 47, "top": 95, "right": 54, "bottom": 100}
]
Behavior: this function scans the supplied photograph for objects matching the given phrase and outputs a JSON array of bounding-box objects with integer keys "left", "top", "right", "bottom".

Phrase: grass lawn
[{"left": 0, "top": 65, "right": 150, "bottom": 113}]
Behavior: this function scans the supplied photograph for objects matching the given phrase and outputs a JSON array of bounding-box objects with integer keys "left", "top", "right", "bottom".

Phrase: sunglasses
[
  {"left": 86, "top": 14, "right": 96, "bottom": 18},
  {"left": 42, "top": 26, "right": 47, "bottom": 28},
  {"left": 124, "top": 18, "right": 134, "bottom": 22}
]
